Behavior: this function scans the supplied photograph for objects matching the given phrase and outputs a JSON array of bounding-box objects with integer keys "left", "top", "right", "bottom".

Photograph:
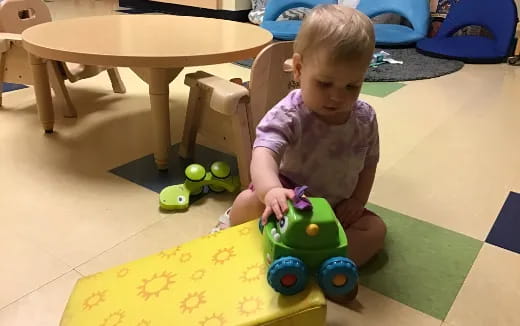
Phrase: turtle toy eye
[
  {"left": 278, "top": 215, "right": 289, "bottom": 233},
  {"left": 177, "top": 195, "right": 186, "bottom": 203}
]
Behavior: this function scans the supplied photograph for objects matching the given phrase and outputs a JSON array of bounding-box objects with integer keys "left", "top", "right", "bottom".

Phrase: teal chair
[
  {"left": 260, "top": 0, "right": 336, "bottom": 40},
  {"left": 357, "top": 0, "right": 429, "bottom": 46}
]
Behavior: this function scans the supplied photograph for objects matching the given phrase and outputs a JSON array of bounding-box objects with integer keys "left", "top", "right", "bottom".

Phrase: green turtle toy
[{"left": 159, "top": 161, "right": 240, "bottom": 210}]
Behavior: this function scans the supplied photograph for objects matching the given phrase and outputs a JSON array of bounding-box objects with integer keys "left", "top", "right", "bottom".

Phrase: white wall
[{"left": 221, "top": 0, "right": 252, "bottom": 11}]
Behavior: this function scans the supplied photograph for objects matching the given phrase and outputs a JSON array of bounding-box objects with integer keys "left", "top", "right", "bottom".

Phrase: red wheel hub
[{"left": 281, "top": 274, "right": 297, "bottom": 287}]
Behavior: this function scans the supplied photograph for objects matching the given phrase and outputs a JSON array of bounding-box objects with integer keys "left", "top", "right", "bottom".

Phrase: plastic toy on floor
[
  {"left": 370, "top": 50, "right": 404, "bottom": 67},
  {"left": 159, "top": 161, "right": 240, "bottom": 210},
  {"left": 260, "top": 186, "right": 359, "bottom": 298}
]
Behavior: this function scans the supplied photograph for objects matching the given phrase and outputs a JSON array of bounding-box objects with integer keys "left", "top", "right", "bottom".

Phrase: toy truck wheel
[
  {"left": 318, "top": 257, "right": 358, "bottom": 297},
  {"left": 267, "top": 257, "right": 308, "bottom": 295}
]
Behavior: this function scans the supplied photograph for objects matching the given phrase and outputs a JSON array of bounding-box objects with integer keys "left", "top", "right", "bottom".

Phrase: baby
[{"left": 215, "top": 4, "right": 386, "bottom": 300}]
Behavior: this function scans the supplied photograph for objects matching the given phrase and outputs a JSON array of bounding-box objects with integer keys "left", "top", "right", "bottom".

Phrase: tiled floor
[{"left": 1, "top": 0, "right": 519, "bottom": 325}]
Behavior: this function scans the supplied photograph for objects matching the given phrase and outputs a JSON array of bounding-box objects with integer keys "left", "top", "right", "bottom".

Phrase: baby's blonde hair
[{"left": 294, "top": 4, "right": 375, "bottom": 63}]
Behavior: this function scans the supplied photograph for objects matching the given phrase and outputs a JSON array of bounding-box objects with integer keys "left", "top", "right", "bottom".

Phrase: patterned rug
[
  {"left": 234, "top": 48, "right": 464, "bottom": 82},
  {"left": 366, "top": 48, "right": 464, "bottom": 82}
]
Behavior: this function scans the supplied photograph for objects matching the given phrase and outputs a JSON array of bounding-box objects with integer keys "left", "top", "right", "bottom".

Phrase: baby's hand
[{"left": 261, "top": 187, "right": 295, "bottom": 225}]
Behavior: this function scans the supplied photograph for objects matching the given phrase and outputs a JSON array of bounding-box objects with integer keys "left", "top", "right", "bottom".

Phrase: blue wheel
[
  {"left": 267, "top": 256, "right": 308, "bottom": 295},
  {"left": 317, "top": 257, "right": 358, "bottom": 297}
]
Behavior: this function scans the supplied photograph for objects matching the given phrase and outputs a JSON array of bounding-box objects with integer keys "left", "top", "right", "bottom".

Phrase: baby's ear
[{"left": 292, "top": 53, "right": 303, "bottom": 81}]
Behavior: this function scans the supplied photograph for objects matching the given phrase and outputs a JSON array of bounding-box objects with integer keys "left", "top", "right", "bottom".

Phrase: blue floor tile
[
  {"left": 110, "top": 143, "right": 237, "bottom": 196},
  {"left": 3, "top": 82, "right": 27, "bottom": 92},
  {"left": 486, "top": 192, "right": 520, "bottom": 254}
]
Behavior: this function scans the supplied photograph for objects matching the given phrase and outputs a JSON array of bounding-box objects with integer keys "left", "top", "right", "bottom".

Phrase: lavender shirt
[{"left": 253, "top": 89, "right": 379, "bottom": 206}]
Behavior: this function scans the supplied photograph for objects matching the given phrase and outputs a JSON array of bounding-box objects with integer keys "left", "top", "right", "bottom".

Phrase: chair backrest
[
  {"left": 248, "top": 41, "right": 295, "bottom": 136},
  {"left": 436, "top": 0, "right": 518, "bottom": 54},
  {"left": 357, "top": 0, "right": 430, "bottom": 36},
  {"left": 0, "top": 0, "right": 51, "bottom": 34},
  {"left": 263, "top": 0, "right": 336, "bottom": 21}
]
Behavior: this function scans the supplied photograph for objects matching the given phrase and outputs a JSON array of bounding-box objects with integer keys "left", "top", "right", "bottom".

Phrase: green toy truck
[{"left": 260, "top": 194, "right": 358, "bottom": 297}]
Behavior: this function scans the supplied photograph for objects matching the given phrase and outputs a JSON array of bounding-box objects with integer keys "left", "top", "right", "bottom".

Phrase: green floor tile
[
  {"left": 361, "top": 82, "right": 405, "bottom": 97},
  {"left": 359, "top": 203, "right": 483, "bottom": 320}
]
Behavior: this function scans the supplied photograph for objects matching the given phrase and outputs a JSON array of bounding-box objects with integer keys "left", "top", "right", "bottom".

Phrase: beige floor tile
[
  {"left": 0, "top": 228, "right": 72, "bottom": 308},
  {"left": 511, "top": 173, "right": 520, "bottom": 194},
  {"left": 370, "top": 64, "right": 520, "bottom": 239},
  {"left": 0, "top": 170, "right": 164, "bottom": 267},
  {"left": 0, "top": 101, "right": 164, "bottom": 267},
  {"left": 327, "top": 286, "right": 442, "bottom": 326},
  {"left": 367, "top": 64, "right": 500, "bottom": 176},
  {"left": 0, "top": 95, "right": 166, "bottom": 266},
  {"left": 76, "top": 193, "right": 234, "bottom": 275},
  {"left": 445, "top": 244, "right": 520, "bottom": 326},
  {"left": 0, "top": 271, "right": 81, "bottom": 326}
]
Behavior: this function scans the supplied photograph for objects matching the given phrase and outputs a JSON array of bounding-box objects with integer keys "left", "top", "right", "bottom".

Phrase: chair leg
[
  {"left": 47, "top": 60, "right": 77, "bottom": 118},
  {"left": 107, "top": 68, "right": 126, "bottom": 94},
  {"left": 231, "top": 102, "right": 253, "bottom": 188},
  {"left": 179, "top": 84, "right": 203, "bottom": 159}
]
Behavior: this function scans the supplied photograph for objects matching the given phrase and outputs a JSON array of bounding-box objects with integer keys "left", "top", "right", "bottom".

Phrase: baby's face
[{"left": 293, "top": 50, "right": 371, "bottom": 124}]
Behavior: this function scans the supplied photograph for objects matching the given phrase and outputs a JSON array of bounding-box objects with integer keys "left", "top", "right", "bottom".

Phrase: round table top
[{"left": 22, "top": 14, "right": 273, "bottom": 68}]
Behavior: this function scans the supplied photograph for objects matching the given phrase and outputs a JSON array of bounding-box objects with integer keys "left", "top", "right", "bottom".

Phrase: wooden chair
[
  {"left": 180, "top": 41, "right": 295, "bottom": 188},
  {"left": 0, "top": 0, "right": 125, "bottom": 116}
]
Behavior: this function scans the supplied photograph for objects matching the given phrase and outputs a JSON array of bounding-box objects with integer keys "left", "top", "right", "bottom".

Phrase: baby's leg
[
  {"left": 344, "top": 211, "right": 387, "bottom": 267},
  {"left": 229, "top": 189, "right": 264, "bottom": 226},
  {"left": 326, "top": 210, "right": 386, "bottom": 304}
]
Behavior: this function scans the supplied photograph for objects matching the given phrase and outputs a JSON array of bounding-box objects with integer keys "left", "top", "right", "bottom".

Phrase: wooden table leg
[
  {"left": 132, "top": 67, "right": 183, "bottom": 170},
  {"left": 29, "top": 54, "right": 54, "bottom": 133}
]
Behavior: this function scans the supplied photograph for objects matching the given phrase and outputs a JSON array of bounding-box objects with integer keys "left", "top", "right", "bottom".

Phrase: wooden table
[{"left": 22, "top": 14, "right": 272, "bottom": 169}]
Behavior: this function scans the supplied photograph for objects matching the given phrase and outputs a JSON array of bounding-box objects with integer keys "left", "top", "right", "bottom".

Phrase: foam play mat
[
  {"left": 361, "top": 203, "right": 483, "bottom": 319},
  {"left": 60, "top": 221, "right": 326, "bottom": 326}
]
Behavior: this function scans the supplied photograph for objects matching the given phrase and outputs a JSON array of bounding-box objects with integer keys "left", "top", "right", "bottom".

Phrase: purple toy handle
[{"left": 292, "top": 185, "right": 312, "bottom": 211}]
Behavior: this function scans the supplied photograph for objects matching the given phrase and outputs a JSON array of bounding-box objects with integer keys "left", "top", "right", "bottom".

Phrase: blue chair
[
  {"left": 416, "top": 0, "right": 518, "bottom": 63},
  {"left": 356, "top": 0, "right": 429, "bottom": 46},
  {"left": 260, "top": 0, "right": 336, "bottom": 40}
]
